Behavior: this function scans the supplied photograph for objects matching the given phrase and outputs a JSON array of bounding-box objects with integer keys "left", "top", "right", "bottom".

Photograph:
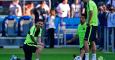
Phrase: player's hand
[
  {"left": 40, "top": 43, "right": 44, "bottom": 46},
  {"left": 37, "top": 43, "right": 44, "bottom": 47}
]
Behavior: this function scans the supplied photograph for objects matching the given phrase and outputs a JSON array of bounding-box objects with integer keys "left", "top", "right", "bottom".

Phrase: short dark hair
[
  {"left": 35, "top": 19, "right": 44, "bottom": 24},
  {"left": 80, "top": 14, "right": 86, "bottom": 19},
  {"left": 38, "top": 19, "right": 44, "bottom": 22}
]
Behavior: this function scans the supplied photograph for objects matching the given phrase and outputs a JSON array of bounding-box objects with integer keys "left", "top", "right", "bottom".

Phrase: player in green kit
[
  {"left": 23, "top": 19, "right": 44, "bottom": 60},
  {"left": 83, "top": 0, "right": 98, "bottom": 60},
  {"left": 67, "top": 15, "right": 87, "bottom": 60}
]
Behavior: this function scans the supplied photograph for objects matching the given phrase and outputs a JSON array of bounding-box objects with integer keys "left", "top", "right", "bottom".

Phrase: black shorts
[
  {"left": 84, "top": 26, "right": 98, "bottom": 42},
  {"left": 23, "top": 44, "right": 37, "bottom": 53}
]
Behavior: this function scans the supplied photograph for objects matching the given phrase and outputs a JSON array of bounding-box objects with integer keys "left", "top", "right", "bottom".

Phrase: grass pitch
[{"left": 0, "top": 48, "right": 115, "bottom": 60}]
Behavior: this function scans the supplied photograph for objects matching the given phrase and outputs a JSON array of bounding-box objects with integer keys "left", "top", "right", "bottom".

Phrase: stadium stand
[
  {"left": 18, "top": 16, "right": 33, "bottom": 36},
  {"left": 0, "top": 17, "right": 4, "bottom": 36},
  {"left": 4, "top": 15, "right": 18, "bottom": 36},
  {"left": 0, "top": 15, "right": 80, "bottom": 47}
]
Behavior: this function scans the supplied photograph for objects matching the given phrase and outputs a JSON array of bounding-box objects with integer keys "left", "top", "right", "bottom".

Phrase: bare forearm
[
  {"left": 30, "top": 35, "right": 37, "bottom": 44},
  {"left": 71, "top": 36, "right": 77, "bottom": 41},
  {"left": 38, "top": 37, "right": 42, "bottom": 43}
]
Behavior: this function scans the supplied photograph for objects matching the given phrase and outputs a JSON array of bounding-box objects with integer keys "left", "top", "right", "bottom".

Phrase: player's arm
[
  {"left": 88, "top": 2, "right": 93, "bottom": 25},
  {"left": 37, "top": 36, "right": 41, "bottom": 43},
  {"left": 71, "top": 35, "right": 78, "bottom": 41},
  {"left": 30, "top": 35, "right": 37, "bottom": 45},
  {"left": 88, "top": 11, "right": 93, "bottom": 24},
  {"left": 67, "top": 35, "right": 78, "bottom": 43},
  {"left": 67, "top": 27, "right": 80, "bottom": 43},
  {"left": 29, "top": 26, "right": 37, "bottom": 45}
]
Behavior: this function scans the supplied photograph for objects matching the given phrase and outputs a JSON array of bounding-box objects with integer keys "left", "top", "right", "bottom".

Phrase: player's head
[
  {"left": 35, "top": 19, "right": 44, "bottom": 28},
  {"left": 80, "top": 14, "right": 86, "bottom": 24}
]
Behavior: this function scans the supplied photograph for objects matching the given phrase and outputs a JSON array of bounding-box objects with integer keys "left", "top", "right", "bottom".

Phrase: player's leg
[
  {"left": 35, "top": 44, "right": 44, "bottom": 60},
  {"left": 80, "top": 47, "right": 85, "bottom": 60},
  {"left": 90, "top": 26, "right": 97, "bottom": 60},
  {"left": 23, "top": 44, "right": 33, "bottom": 60},
  {"left": 35, "top": 36, "right": 44, "bottom": 60},
  {"left": 79, "top": 38, "right": 85, "bottom": 60},
  {"left": 82, "top": 53, "right": 85, "bottom": 60},
  {"left": 91, "top": 41, "right": 96, "bottom": 60},
  {"left": 84, "top": 40, "right": 89, "bottom": 60},
  {"left": 36, "top": 48, "right": 40, "bottom": 60},
  {"left": 84, "top": 26, "right": 91, "bottom": 60}
]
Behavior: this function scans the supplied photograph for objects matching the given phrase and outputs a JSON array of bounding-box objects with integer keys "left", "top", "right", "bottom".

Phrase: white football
[{"left": 74, "top": 56, "right": 81, "bottom": 60}]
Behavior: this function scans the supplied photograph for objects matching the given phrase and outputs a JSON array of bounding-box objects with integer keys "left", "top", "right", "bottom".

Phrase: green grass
[{"left": 0, "top": 48, "right": 115, "bottom": 60}]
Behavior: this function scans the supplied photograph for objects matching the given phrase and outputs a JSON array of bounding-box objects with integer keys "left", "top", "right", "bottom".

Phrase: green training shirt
[
  {"left": 76, "top": 22, "right": 87, "bottom": 48},
  {"left": 86, "top": 0, "right": 98, "bottom": 26},
  {"left": 24, "top": 25, "right": 42, "bottom": 46}
]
